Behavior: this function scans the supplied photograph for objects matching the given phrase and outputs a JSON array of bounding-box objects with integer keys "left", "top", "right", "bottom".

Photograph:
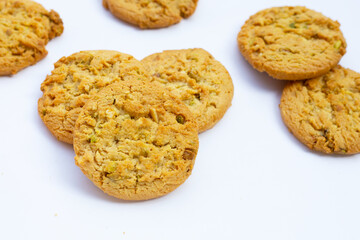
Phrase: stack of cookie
[
  {"left": 2, "top": 0, "right": 231, "bottom": 201},
  {"left": 38, "top": 49, "right": 234, "bottom": 200},
  {"left": 237, "top": 6, "right": 360, "bottom": 155}
]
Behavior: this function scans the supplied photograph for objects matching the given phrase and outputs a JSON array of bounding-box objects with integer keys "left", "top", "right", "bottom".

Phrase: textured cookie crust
[
  {"left": 237, "top": 6, "right": 346, "bottom": 80},
  {"left": 0, "top": 0, "right": 63, "bottom": 75},
  {"left": 74, "top": 80, "right": 199, "bottom": 201},
  {"left": 280, "top": 66, "right": 360, "bottom": 154},
  {"left": 103, "top": 0, "right": 198, "bottom": 29},
  {"left": 38, "top": 50, "right": 147, "bottom": 144},
  {"left": 142, "top": 48, "right": 234, "bottom": 132}
]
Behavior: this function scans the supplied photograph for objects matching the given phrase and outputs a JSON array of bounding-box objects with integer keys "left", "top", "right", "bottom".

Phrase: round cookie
[
  {"left": 102, "top": 0, "right": 198, "bottom": 29},
  {"left": 74, "top": 80, "right": 199, "bottom": 201},
  {"left": 280, "top": 66, "right": 360, "bottom": 154},
  {"left": 237, "top": 6, "right": 346, "bottom": 80},
  {"left": 38, "top": 50, "right": 147, "bottom": 144},
  {"left": 141, "top": 48, "right": 234, "bottom": 132},
  {"left": 0, "top": 0, "right": 63, "bottom": 75}
]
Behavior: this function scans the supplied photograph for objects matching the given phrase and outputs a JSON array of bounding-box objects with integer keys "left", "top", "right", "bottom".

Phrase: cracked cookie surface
[
  {"left": 102, "top": 0, "right": 198, "bottom": 29},
  {"left": 280, "top": 66, "right": 360, "bottom": 154},
  {"left": 38, "top": 50, "right": 147, "bottom": 144},
  {"left": 74, "top": 80, "right": 199, "bottom": 201},
  {"left": 237, "top": 6, "right": 346, "bottom": 80},
  {"left": 0, "top": 0, "right": 63, "bottom": 75},
  {"left": 142, "top": 48, "right": 233, "bottom": 132}
]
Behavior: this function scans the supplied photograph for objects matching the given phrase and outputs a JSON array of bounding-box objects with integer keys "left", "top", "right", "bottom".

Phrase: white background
[{"left": 1, "top": 0, "right": 360, "bottom": 239}]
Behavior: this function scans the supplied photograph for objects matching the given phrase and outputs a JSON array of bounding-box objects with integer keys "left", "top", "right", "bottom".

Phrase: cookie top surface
[
  {"left": 38, "top": 50, "right": 147, "bottom": 144},
  {"left": 0, "top": 0, "right": 63, "bottom": 75},
  {"left": 141, "top": 48, "right": 234, "bottom": 132},
  {"left": 103, "top": 0, "right": 198, "bottom": 29},
  {"left": 237, "top": 6, "right": 346, "bottom": 80},
  {"left": 74, "top": 80, "right": 199, "bottom": 201},
  {"left": 280, "top": 66, "right": 360, "bottom": 154}
]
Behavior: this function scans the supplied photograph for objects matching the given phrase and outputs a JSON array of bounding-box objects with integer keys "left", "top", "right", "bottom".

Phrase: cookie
[
  {"left": 38, "top": 50, "right": 147, "bottom": 144},
  {"left": 141, "top": 48, "right": 234, "bottom": 132},
  {"left": 102, "top": 0, "right": 198, "bottom": 29},
  {"left": 280, "top": 66, "right": 360, "bottom": 154},
  {"left": 74, "top": 80, "right": 199, "bottom": 200},
  {"left": 237, "top": 6, "right": 346, "bottom": 80},
  {"left": 0, "top": 0, "right": 63, "bottom": 75}
]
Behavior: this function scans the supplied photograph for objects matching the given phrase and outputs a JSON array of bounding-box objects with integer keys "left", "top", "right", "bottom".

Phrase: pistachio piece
[
  {"left": 104, "top": 161, "right": 117, "bottom": 174},
  {"left": 176, "top": 115, "right": 185, "bottom": 124},
  {"left": 334, "top": 40, "right": 342, "bottom": 50},
  {"left": 88, "top": 135, "right": 98, "bottom": 143}
]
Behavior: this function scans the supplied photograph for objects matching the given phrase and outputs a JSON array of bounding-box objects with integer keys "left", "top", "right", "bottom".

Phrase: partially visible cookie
[
  {"left": 38, "top": 50, "right": 147, "bottom": 144},
  {"left": 280, "top": 66, "right": 360, "bottom": 154},
  {"left": 141, "top": 48, "right": 234, "bottom": 132},
  {"left": 0, "top": 0, "right": 63, "bottom": 75},
  {"left": 237, "top": 6, "right": 346, "bottom": 80},
  {"left": 103, "top": 0, "right": 198, "bottom": 29},
  {"left": 74, "top": 80, "right": 199, "bottom": 201}
]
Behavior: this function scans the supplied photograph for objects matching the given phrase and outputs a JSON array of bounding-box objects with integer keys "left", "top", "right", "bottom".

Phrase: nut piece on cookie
[
  {"left": 0, "top": 0, "right": 63, "bottom": 75},
  {"left": 38, "top": 50, "right": 148, "bottom": 144},
  {"left": 142, "top": 48, "right": 234, "bottom": 132},
  {"left": 280, "top": 66, "right": 360, "bottom": 154},
  {"left": 103, "top": 0, "right": 198, "bottom": 29},
  {"left": 74, "top": 80, "right": 199, "bottom": 200},
  {"left": 237, "top": 6, "right": 346, "bottom": 80}
]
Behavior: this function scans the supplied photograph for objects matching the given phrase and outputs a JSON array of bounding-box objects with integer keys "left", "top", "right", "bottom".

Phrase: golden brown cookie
[
  {"left": 0, "top": 0, "right": 63, "bottom": 75},
  {"left": 141, "top": 48, "right": 234, "bottom": 132},
  {"left": 74, "top": 80, "right": 199, "bottom": 201},
  {"left": 102, "top": 0, "right": 198, "bottom": 29},
  {"left": 280, "top": 66, "right": 360, "bottom": 154},
  {"left": 237, "top": 6, "right": 346, "bottom": 80},
  {"left": 38, "top": 50, "right": 147, "bottom": 144}
]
